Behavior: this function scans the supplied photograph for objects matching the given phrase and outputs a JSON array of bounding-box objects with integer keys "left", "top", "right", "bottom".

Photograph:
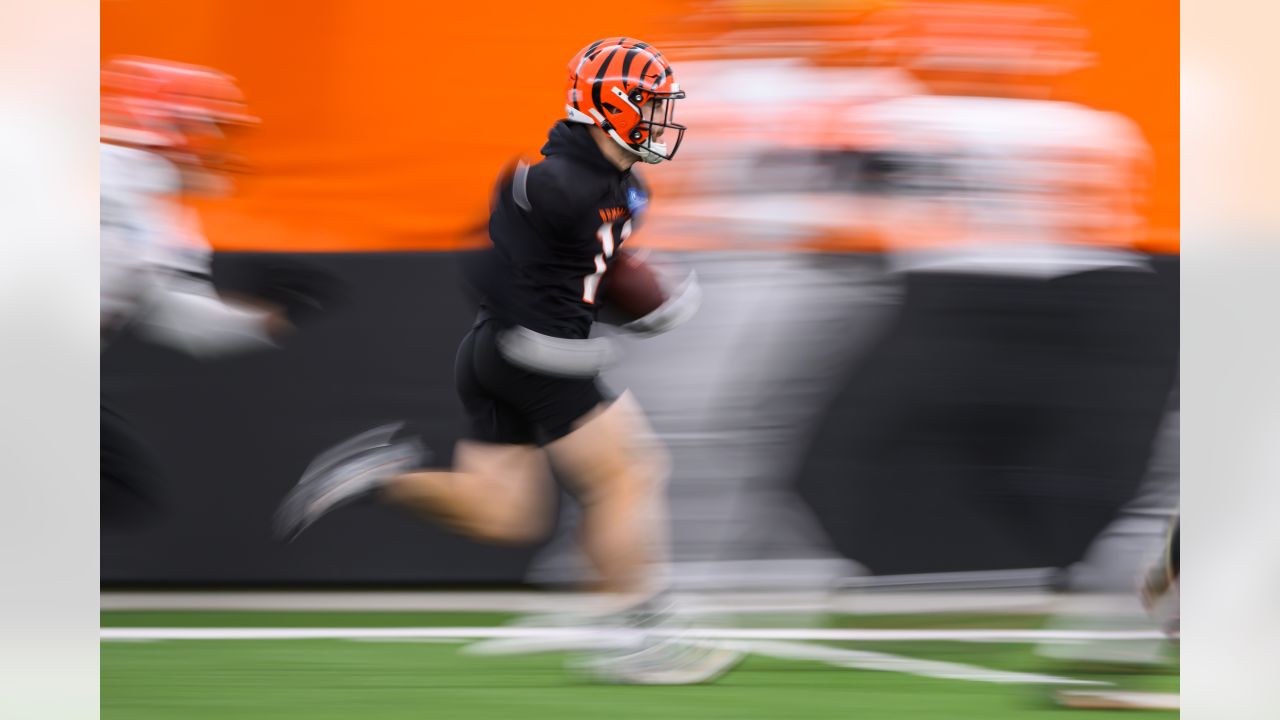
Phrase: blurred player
[
  {"left": 824, "top": 1, "right": 1174, "bottom": 566},
  {"left": 101, "top": 57, "right": 336, "bottom": 526},
  {"left": 275, "top": 38, "right": 732, "bottom": 683},
  {"left": 1141, "top": 515, "right": 1179, "bottom": 640},
  {"left": 1052, "top": 515, "right": 1179, "bottom": 710},
  {"left": 832, "top": 2, "right": 1176, "bottom": 685}
]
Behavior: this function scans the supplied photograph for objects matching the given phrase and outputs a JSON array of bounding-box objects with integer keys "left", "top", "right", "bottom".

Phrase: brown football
[{"left": 601, "top": 249, "right": 665, "bottom": 321}]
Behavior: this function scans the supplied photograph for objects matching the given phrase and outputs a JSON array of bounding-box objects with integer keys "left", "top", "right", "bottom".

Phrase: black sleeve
[
  {"left": 522, "top": 163, "right": 601, "bottom": 258},
  {"left": 473, "top": 159, "right": 611, "bottom": 338}
]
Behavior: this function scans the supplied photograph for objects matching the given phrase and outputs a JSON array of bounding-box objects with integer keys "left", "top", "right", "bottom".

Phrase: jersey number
[{"left": 582, "top": 219, "right": 631, "bottom": 304}]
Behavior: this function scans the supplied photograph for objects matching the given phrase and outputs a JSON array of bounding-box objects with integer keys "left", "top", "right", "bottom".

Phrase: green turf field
[{"left": 102, "top": 611, "right": 1178, "bottom": 719}]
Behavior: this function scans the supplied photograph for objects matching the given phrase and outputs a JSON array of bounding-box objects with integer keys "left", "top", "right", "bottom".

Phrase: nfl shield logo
[{"left": 627, "top": 187, "right": 648, "bottom": 213}]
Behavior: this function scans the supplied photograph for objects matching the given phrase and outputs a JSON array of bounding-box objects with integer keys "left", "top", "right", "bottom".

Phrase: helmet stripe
[
  {"left": 636, "top": 54, "right": 657, "bottom": 88},
  {"left": 621, "top": 41, "right": 653, "bottom": 88},
  {"left": 581, "top": 38, "right": 608, "bottom": 66},
  {"left": 620, "top": 46, "right": 643, "bottom": 89},
  {"left": 573, "top": 38, "right": 613, "bottom": 114},
  {"left": 655, "top": 61, "right": 673, "bottom": 86},
  {"left": 574, "top": 38, "right": 610, "bottom": 83},
  {"left": 590, "top": 42, "right": 626, "bottom": 121}
]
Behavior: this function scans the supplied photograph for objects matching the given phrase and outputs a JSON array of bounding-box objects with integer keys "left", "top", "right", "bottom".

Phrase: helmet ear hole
[{"left": 604, "top": 103, "right": 623, "bottom": 115}]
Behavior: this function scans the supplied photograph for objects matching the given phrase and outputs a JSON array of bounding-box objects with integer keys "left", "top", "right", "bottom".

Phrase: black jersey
[{"left": 466, "top": 121, "right": 649, "bottom": 340}]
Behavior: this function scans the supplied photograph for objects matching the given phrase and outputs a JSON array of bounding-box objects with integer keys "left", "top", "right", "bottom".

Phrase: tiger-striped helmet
[{"left": 565, "top": 38, "right": 687, "bottom": 164}]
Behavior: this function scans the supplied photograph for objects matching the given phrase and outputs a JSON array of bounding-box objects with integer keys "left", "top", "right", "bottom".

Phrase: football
[{"left": 601, "top": 249, "right": 666, "bottom": 321}]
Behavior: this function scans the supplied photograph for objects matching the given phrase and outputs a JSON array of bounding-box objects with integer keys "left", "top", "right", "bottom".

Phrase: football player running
[
  {"left": 274, "top": 38, "right": 728, "bottom": 684},
  {"left": 101, "top": 57, "right": 284, "bottom": 358},
  {"left": 101, "top": 57, "right": 337, "bottom": 527}
]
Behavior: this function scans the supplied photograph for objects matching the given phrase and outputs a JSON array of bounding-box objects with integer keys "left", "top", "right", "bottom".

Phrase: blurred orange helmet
[
  {"left": 101, "top": 56, "right": 258, "bottom": 170},
  {"left": 565, "top": 38, "right": 687, "bottom": 164}
]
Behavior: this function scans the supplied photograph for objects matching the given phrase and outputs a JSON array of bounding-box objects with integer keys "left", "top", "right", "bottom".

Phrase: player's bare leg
[
  {"left": 381, "top": 442, "right": 553, "bottom": 544},
  {"left": 545, "top": 391, "right": 671, "bottom": 597},
  {"left": 383, "top": 391, "right": 669, "bottom": 596}
]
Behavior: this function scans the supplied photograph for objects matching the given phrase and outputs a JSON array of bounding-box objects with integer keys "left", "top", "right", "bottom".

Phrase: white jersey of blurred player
[
  {"left": 848, "top": 93, "right": 1153, "bottom": 277},
  {"left": 100, "top": 140, "right": 277, "bottom": 357}
]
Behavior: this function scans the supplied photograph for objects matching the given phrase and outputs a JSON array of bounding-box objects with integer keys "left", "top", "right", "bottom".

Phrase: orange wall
[
  {"left": 1066, "top": 0, "right": 1179, "bottom": 253},
  {"left": 103, "top": 0, "right": 1177, "bottom": 253},
  {"left": 102, "top": 0, "right": 687, "bottom": 251}
]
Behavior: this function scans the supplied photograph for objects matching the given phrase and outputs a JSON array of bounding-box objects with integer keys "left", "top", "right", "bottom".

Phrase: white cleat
[
  {"left": 574, "top": 634, "right": 743, "bottom": 685},
  {"left": 570, "top": 596, "right": 743, "bottom": 685}
]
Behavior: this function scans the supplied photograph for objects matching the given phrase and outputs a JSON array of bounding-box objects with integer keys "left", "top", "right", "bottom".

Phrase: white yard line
[
  {"left": 1056, "top": 690, "right": 1180, "bottom": 710},
  {"left": 462, "top": 635, "right": 1108, "bottom": 686},
  {"left": 99, "top": 626, "right": 1163, "bottom": 643},
  {"left": 727, "top": 640, "right": 1106, "bottom": 686},
  {"left": 99, "top": 626, "right": 1115, "bottom": 688}
]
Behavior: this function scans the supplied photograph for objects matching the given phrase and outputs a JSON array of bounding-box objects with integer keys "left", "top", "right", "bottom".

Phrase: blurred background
[
  {"left": 102, "top": 0, "right": 1177, "bottom": 589},
  {"left": 101, "top": 0, "right": 1180, "bottom": 714}
]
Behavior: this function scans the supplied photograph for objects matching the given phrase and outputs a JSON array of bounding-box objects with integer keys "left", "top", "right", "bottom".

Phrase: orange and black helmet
[
  {"left": 565, "top": 38, "right": 687, "bottom": 163},
  {"left": 101, "top": 56, "right": 258, "bottom": 171}
]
